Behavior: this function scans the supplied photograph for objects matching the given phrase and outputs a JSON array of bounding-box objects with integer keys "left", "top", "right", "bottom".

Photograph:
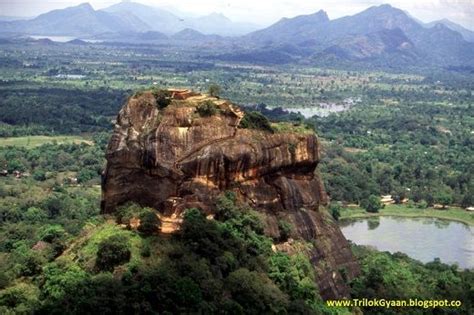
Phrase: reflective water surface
[{"left": 339, "top": 216, "right": 474, "bottom": 269}]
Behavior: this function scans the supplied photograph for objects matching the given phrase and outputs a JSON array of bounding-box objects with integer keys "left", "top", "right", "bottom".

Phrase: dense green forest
[
  {"left": 0, "top": 170, "right": 472, "bottom": 314},
  {"left": 1, "top": 42, "right": 472, "bottom": 209},
  {"left": 0, "top": 41, "right": 473, "bottom": 314},
  {"left": 0, "top": 84, "right": 127, "bottom": 136},
  {"left": 312, "top": 99, "right": 473, "bottom": 207}
]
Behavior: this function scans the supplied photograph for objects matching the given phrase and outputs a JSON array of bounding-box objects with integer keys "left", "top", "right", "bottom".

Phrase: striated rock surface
[{"left": 101, "top": 89, "right": 359, "bottom": 298}]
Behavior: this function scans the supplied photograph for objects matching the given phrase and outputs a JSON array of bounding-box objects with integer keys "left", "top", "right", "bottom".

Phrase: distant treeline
[{"left": 0, "top": 85, "right": 128, "bottom": 136}]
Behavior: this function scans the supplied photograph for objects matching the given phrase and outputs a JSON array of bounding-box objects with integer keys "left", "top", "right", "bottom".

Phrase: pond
[
  {"left": 29, "top": 35, "right": 102, "bottom": 43},
  {"left": 339, "top": 216, "right": 474, "bottom": 269},
  {"left": 284, "top": 97, "right": 361, "bottom": 118},
  {"left": 30, "top": 35, "right": 77, "bottom": 42},
  {"left": 285, "top": 104, "right": 348, "bottom": 118}
]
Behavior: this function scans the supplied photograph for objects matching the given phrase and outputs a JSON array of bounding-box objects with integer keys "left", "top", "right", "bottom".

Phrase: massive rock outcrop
[{"left": 101, "top": 89, "right": 359, "bottom": 299}]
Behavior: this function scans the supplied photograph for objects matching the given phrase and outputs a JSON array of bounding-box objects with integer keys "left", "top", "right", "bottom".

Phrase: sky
[{"left": 0, "top": 0, "right": 473, "bottom": 30}]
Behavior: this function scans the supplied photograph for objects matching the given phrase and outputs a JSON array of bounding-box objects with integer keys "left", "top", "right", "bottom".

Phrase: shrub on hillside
[
  {"left": 95, "top": 235, "right": 131, "bottom": 272},
  {"left": 277, "top": 220, "right": 293, "bottom": 242},
  {"left": 138, "top": 210, "right": 161, "bottom": 236},
  {"left": 115, "top": 202, "right": 144, "bottom": 226}
]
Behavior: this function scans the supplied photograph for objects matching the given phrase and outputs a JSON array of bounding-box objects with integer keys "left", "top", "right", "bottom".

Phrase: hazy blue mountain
[
  {"left": 102, "top": 1, "right": 257, "bottom": 36},
  {"left": 244, "top": 5, "right": 421, "bottom": 45},
  {"left": 0, "top": 3, "right": 146, "bottom": 36},
  {"left": 66, "top": 39, "right": 88, "bottom": 45},
  {"left": 425, "top": 19, "right": 474, "bottom": 42},
  {"left": 245, "top": 10, "right": 330, "bottom": 45},
  {"left": 187, "top": 12, "right": 259, "bottom": 36},
  {"left": 0, "top": 1, "right": 255, "bottom": 37},
  {"left": 413, "top": 23, "right": 474, "bottom": 65},
  {"left": 329, "top": 4, "right": 473, "bottom": 65},
  {"left": 322, "top": 28, "right": 415, "bottom": 60},
  {"left": 0, "top": 2, "right": 472, "bottom": 68},
  {"left": 172, "top": 28, "right": 222, "bottom": 41},
  {"left": 102, "top": 1, "right": 183, "bottom": 34},
  {"left": 33, "top": 38, "right": 56, "bottom": 45},
  {"left": 326, "top": 4, "right": 423, "bottom": 41},
  {"left": 242, "top": 4, "right": 473, "bottom": 66}
]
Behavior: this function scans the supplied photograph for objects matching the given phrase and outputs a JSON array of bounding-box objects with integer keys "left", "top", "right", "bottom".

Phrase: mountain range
[
  {"left": 0, "top": 2, "right": 258, "bottom": 37},
  {"left": 424, "top": 19, "right": 474, "bottom": 43},
  {"left": 0, "top": 2, "right": 472, "bottom": 68},
  {"left": 237, "top": 4, "right": 474, "bottom": 67}
]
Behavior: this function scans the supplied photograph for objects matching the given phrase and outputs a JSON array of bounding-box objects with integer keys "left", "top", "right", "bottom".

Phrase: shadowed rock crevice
[{"left": 101, "top": 89, "right": 359, "bottom": 299}]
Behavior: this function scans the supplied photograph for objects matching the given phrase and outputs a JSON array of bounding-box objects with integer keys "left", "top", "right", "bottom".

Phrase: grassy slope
[
  {"left": 60, "top": 221, "right": 144, "bottom": 271},
  {"left": 339, "top": 204, "right": 474, "bottom": 226},
  {"left": 0, "top": 136, "right": 92, "bottom": 148}
]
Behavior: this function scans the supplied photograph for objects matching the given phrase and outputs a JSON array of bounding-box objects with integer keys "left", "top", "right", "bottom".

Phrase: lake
[
  {"left": 30, "top": 35, "right": 76, "bottom": 42},
  {"left": 29, "top": 35, "right": 102, "bottom": 43},
  {"left": 339, "top": 216, "right": 474, "bottom": 269},
  {"left": 284, "top": 97, "right": 361, "bottom": 118}
]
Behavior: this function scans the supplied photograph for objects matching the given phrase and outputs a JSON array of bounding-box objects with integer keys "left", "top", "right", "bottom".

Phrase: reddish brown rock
[{"left": 101, "top": 89, "right": 359, "bottom": 299}]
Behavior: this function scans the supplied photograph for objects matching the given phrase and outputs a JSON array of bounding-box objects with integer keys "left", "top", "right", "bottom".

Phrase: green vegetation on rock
[
  {"left": 196, "top": 100, "right": 220, "bottom": 117},
  {"left": 151, "top": 88, "right": 172, "bottom": 109},
  {"left": 239, "top": 111, "right": 274, "bottom": 133}
]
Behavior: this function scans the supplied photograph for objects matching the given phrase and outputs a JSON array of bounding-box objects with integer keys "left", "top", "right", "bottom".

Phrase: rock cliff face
[{"left": 101, "top": 89, "right": 359, "bottom": 299}]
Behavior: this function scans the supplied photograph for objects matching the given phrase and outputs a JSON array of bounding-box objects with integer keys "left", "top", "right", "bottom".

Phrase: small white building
[{"left": 381, "top": 195, "right": 394, "bottom": 205}]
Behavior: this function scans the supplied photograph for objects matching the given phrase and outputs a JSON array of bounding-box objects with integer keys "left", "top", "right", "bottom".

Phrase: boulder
[{"left": 101, "top": 89, "right": 359, "bottom": 298}]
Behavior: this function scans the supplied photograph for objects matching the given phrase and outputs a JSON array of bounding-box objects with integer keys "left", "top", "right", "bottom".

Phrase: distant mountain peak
[
  {"left": 77, "top": 3, "right": 94, "bottom": 11},
  {"left": 277, "top": 9, "right": 329, "bottom": 25},
  {"left": 361, "top": 3, "right": 408, "bottom": 17},
  {"left": 67, "top": 38, "right": 87, "bottom": 45},
  {"left": 106, "top": 1, "right": 151, "bottom": 11},
  {"left": 373, "top": 3, "right": 399, "bottom": 12},
  {"left": 438, "top": 18, "right": 451, "bottom": 23},
  {"left": 175, "top": 28, "right": 203, "bottom": 35},
  {"left": 428, "top": 18, "right": 474, "bottom": 31},
  {"left": 426, "top": 19, "right": 474, "bottom": 42},
  {"left": 172, "top": 28, "right": 212, "bottom": 40},
  {"left": 281, "top": 9, "right": 329, "bottom": 22},
  {"left": 311, "top": 9, "right": 329, "bottom": 21},
  {"left": 204, "top": 12, "right": 231, "bottom": 22}
]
